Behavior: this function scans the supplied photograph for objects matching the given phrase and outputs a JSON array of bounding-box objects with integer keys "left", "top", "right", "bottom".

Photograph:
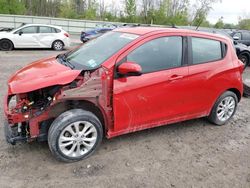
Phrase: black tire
[
  {"left": 239, "top": 54, "right": 249, "bottom": 68},
  {"left": 48, "top": 109, "right": 103, "bottom": 162},
  {"left": 208, "top": 91, "right": 238, "bottom": 126},
  {"left": 242, "top": 55, "right": 250, "bottom": 97},
  {"left": 52, "top": 40, "right": 64, "bottom": 51},
  {"left": 243, "top": 84, "right": 250, "bottom": 97},
  {"left": 0, "top": 39, "right": 13, "bottom": 51}
]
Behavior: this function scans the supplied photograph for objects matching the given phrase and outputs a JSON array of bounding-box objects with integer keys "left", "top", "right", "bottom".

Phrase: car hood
[
  {"left": 0, "top": 31, "right": 11, "bottom": 37},
  {"left": 8, "top": 57, "right": 81, "bottom": 94}
]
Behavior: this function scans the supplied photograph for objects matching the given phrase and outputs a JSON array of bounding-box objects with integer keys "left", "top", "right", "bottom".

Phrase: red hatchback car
[{"left": 4, "top": 27, "right": 244, "bottom": 162}]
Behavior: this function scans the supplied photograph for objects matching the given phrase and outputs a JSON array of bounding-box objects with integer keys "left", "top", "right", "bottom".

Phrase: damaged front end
[
  {"left": 4, "top": 67, "right": 112, "bottom": 145},
  {"left": 4, "top": 86, "right": 61, "bottom": 144}
]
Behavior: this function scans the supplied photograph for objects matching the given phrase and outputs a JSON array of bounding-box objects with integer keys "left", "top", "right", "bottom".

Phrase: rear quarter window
[
  {"left": 55, "top": 28, "right": 61, "bottom": 33},
  {"left": 191, "top": 37, "right": 224, "bottom": 65}
]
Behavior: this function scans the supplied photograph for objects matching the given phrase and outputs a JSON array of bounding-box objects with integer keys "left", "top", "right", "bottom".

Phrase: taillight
[{"left": 64, "top": 33, "right": 69, "bottom": 37}]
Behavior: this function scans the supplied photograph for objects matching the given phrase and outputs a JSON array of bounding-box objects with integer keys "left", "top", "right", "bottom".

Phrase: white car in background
[{"left": 0, "top": 24, "right": 70, "bottom": 51}]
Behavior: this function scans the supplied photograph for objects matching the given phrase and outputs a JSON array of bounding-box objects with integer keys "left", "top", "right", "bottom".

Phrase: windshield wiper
[{"left": 56, "top": 54, "right": 75, "bottom": 69}]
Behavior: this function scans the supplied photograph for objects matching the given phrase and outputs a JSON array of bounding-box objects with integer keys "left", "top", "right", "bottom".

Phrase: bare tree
[
  {"left": 74, "top": 0, "right": 86, "bottom": 14},
  {"left": 191, "top": 0, "right": 221, "bottom": 28},
  {"left": 168, "top": 0, "right": 189, "bottom": 17},
  {"left": 99, "top": 0, "right": 106, "bottom": 19},
  {"left": 141, "top": 0, "right": 155, "bottom": 23}
]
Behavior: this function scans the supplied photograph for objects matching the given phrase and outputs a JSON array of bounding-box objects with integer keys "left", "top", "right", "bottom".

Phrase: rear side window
[
  {"left": 191, "top": 37, "right": 222, "bottom": 64},
  {"left": 55, "top": 28, "right": 61, "bottom": 33},
  {"left": 127, "top": 36, "right": 183, "bottom": 73},
  {"left": 39, "top": 26, "right": 56, "bottom": 33}
]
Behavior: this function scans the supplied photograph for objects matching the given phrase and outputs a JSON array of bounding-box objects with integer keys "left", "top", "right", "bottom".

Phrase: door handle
[{"left": 169, "top": 75, "right": 184, "bottom": 81}]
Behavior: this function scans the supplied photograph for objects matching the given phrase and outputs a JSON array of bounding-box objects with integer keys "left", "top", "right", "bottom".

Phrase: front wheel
[
  {"left": 0, "top": 39, "right": 13, "bottom": 51},
  {"left": 208, "top": 91, "right": 238, "bottom": 125},
  {"left": 48, "top": 109, "right": 103, "bottom": 162}
]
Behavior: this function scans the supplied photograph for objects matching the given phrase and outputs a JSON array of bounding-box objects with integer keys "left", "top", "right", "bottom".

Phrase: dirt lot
[{"left": 0, "top": 49, "right": 250, "bottom": 188}]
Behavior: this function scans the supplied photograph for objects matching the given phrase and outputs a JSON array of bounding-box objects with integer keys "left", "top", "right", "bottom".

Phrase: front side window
[
  {"left": 18, "top": 26, "right": 38, "bottom": 34},
  {"left": 127, "top": 36, "right": 183, "bottom": 73},
  {"left": 192, "top": 37, "right": 222, "bottom": 65}
]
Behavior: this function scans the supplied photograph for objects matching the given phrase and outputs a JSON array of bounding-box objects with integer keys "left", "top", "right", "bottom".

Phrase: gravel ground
[{"left": 0, "top": 49, "right": 250, "bottom": 188}]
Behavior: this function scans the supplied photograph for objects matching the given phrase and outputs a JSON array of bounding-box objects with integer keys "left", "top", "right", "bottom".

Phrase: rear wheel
[
  {"left": 0, "top": 39, "right": 13, "bottom": 51},
  {"left": 239, "top": 54, "right": 249, "bottom": 68},
  {"left": 208, "top": 91, "right": 238, "bottom": 125},
  {"left": 52, "top": 40, "right": 64, "bottom": 51},
  {"left": 48, "top": 109, "right": 103, "bottom": 162},
  {"left": 243, "top": 66, "right": 250, "bottom": 97}
]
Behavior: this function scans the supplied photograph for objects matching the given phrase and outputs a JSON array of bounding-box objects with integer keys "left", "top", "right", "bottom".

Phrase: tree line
[{"left": 0, "top": 0, "right": 250, "bottom": 30}]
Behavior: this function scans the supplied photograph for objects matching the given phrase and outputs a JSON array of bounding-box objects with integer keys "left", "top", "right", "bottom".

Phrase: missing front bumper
[{"left": 4, "top": 121, "right": 26, "bottom": 145}]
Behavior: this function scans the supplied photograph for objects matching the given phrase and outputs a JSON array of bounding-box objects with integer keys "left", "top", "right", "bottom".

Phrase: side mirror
[
  {"left": 233, "top": 36, "right": 239, "bottom": 40},
  {"left": 118, "top": 61, "right": 142, "bottom": 76},
  {"left": 19, "top": 31, "right": 23, "bottom": 36}
]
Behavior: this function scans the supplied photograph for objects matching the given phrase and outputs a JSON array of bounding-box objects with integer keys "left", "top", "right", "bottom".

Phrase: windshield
[
  {"left": 11, "top": 23, "right": 27, "bottom": 33},
  {"left": 66, "top": 31, "right": 139, "bottom": 70}
]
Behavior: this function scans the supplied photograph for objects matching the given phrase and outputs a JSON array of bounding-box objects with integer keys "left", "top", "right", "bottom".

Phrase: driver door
[
  {"left": 13, "top": 26, "right": 40, "bottom": 48},
  {"left": 113, "top": 35, "right": 189, "bottom": 133}
]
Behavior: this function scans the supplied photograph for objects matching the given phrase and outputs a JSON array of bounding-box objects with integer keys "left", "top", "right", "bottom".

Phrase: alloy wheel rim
[
  {"left": 216, "top": 96, "right": 236, "bottom": 122},
  {"left": 58, "top": 121, "right": 97, "bottom": 158},
  {"left": 54, "top": 41, "right": 63, "bottom": 50}
]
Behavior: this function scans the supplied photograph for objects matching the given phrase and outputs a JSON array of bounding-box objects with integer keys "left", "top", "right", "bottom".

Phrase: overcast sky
[
  {"left": 206, "top": 0, "right": 250, "bottom": 24},
  {"left": 105, "top": 0, "right": 249, "bottom": 24}
]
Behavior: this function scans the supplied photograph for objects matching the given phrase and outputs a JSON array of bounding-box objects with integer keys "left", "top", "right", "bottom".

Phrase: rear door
[
  {"left": 113, "top": 34, "right": 189, "bottom": 133},
  {"left": 13, "top": 26, "right": 40, "bottom": 48},
  {"left": 38, "top": 26, "right": 58, "bottom": 47},
  {"left": 186, "top": 36, "right": 227, "bottom": 115}
]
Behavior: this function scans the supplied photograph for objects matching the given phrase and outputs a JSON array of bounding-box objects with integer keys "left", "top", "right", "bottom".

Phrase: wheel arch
[
  {"left": 0, "top": 38, "right": 14, "bottom": 48},
  {"left": 49, "top": 99, "right": 107, "bottom": 133},
  {"left": 208, "top": 88, "right": 242, "bottom": 115},
  {"left": 227, "top": 88, "right": 242, "bottom": 102}
]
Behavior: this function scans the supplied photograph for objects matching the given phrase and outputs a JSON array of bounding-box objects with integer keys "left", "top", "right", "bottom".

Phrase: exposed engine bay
[
  {"left": 4, "top": 68, "right": 111, "bottom": 145},
  {"left": 6, "top": 86, "right": 61, "bottom": 143},
  {"left": 10, "top": 86, "right": 60, "bottom": 114}
]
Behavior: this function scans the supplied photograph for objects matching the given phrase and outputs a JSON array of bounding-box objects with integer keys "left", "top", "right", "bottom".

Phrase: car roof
[
  {"left": 114, "top": 27, "right": 171, "bottom": 35},
  {"left": 179, "top": 27, "right": 233, "bottom": 40},
  {"left": 114, "top": 27, "right": 229, "bottom": 41},
  {"left": 19, "top": 24, "right": 62, "bottom": 29}
]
